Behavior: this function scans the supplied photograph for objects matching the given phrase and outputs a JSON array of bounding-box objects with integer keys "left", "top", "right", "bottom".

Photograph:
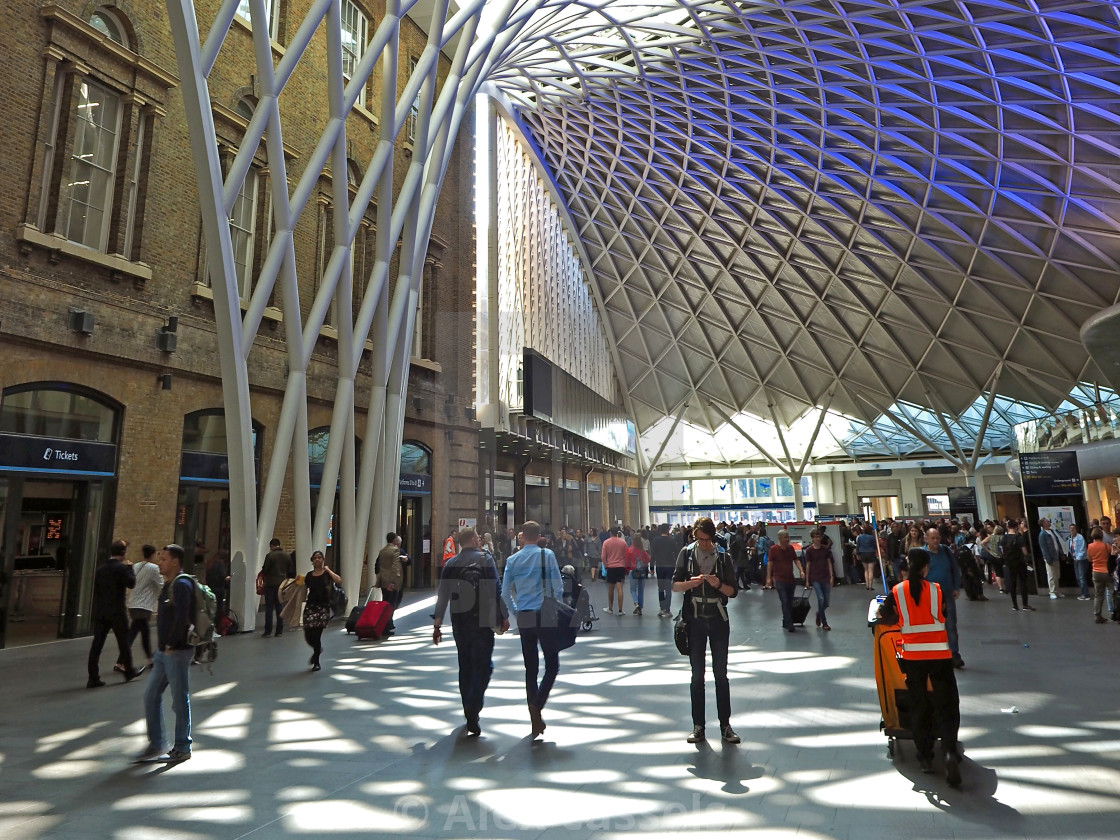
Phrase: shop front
[
  {"left": 398, "top": 441, "right": 432, "bottom": 587},
  {"left": 0, "top": 384, "right": 120, "bottom": 648}
]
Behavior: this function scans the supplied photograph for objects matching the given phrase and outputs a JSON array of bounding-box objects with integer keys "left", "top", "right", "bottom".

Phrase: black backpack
[{"left": 455, "top": 555, "right": 488, "bottom": 622}]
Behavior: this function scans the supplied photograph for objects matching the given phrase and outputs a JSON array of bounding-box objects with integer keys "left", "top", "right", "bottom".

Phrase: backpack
[
  {"left": 755, "top": 535, "right": 773, "bottom": 561},
  {"left": 178, "top": 574, "right": 219, "bottom": 667},
  {"left": 455, "top": 552, "right": 488, "bottom": 623}
]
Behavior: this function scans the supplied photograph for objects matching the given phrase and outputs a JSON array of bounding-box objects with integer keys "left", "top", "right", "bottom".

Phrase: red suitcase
[{"left": 354, "top": 600, "right": 393, "bottom": 640}]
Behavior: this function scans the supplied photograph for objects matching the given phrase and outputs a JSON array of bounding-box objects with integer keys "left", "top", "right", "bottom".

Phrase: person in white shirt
[{"left": 119, "top": 544, "right": 164, "bottom": 670}]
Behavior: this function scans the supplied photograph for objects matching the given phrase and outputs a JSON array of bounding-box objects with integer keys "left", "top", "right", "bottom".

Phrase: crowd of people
[{"left": 82, "top": 506, "right": 1118, "bottom": 771}]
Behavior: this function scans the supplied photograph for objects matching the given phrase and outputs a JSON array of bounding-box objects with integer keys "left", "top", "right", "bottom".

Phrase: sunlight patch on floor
[
  {"left": 805, "top": 769, "right": 944, "bottom": 810},
  {"left": 281, "top": 799, "right": 427, "bottom": 833},
  {"left": 471, "top": 787, "right": 661, "bottom": 829}
]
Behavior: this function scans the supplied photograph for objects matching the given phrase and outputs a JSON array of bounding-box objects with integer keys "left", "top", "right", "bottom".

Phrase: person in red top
[
  {"left": 765, "top": 530, "right": 805, "bottom": 632},
  {"left": 1087, "top": 527, "right": 1111, "bottom": 623},
  {"left": 802, "top": 529, "right": 833, "bottom": 630},
  {"left": 601, "top": 528, "right": 629, "bottom": 615},
  {"left": 881, "top": 548, "right": 962, "bottom": 786}
]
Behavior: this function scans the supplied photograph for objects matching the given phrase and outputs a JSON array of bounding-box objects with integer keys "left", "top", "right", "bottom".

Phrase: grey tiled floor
[{"left": 2, "top": 580, "right": 1119, "bottom": 839}]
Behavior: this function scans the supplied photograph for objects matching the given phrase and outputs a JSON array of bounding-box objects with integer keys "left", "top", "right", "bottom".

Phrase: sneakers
[
  {"left": 721, "top": 725, "right": 741, "bottom": 744},
  {"left": 604, "top": 607, "right": 613, "bottom": 615},
  {"left": 86, "top": 678, "right": 106, "bottom": 689},
  {"left": 1011, "top": 606, "right": 1019, "bottom": 611},
  {"left": 465, "top": 716, "right": 481, "bottom": 737},
  {"left": 945, "top": 750, "right": 962, "bottom": 788},
  {"left": 633, "top": 606, "right": 642, "bottom": 615},
  {"left": 658, "top": 610, "right": 671, "bottom": 618},
  {"left": 822, "top": 623, "right": 831, "bottom": 631},
  {"left": 132, "top": 745, "right": 166, "bottom": 763},
  {"left": 1095, "top": 615, "right": 1107, "bottom": 623},
  {"left": 1049, "top": 593, "right": 1058, "bottom": 600},
  {"left": 687, "top": 725, "right": 706, "bottom": 743},
  {"left": 159, "top": 749, "right": 191, "bottom": 763},
  {"left": 1023, "top": 606, "right": 1035, "bottom": 612},
  {"left": 1077, "top": 595, "right": 1091, "bottom": 601}
]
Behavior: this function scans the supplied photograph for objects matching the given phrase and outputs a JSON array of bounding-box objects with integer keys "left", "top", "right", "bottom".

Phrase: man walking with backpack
[
  {"left": 134, "top": 544, "right": 196, "bottom": 763},
  {"left": 432, "top": 528, "right": 508, "bottom": 735}
]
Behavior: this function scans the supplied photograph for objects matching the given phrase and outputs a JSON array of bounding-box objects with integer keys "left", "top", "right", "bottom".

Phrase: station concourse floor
[{"left": 2, "top": 578, "right": 1119, "bottom": 840}]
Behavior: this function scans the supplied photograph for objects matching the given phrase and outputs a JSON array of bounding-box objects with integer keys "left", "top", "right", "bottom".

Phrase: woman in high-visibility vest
[{"left": 882, "top": 547, "right": 963, "bottom": 787}]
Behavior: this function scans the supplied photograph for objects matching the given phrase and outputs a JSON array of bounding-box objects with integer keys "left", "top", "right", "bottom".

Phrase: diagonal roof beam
[
  {"left": 642, "top": 398, "right": 689, "bottom": 479},
  {"left": 855, "top": 393, "right": 962, "bottom": 467},
  {"left": 969, "top": 364, "right": 1004, "bottom": 472},
  {"left": 797, "top": 388, "right": 836, "bottom": 475},
  {"left": 708, "top": 400, "right": 793, "bottom": 479}
]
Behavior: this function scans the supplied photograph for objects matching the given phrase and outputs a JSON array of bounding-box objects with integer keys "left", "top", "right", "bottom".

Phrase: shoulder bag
[{"left": 538, "top": 549, "right": 578, "bottom": 651}]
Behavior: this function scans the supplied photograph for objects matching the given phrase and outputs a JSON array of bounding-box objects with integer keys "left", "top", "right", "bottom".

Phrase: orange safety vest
[
  {"left": 442, "top": 537, "right": 457, "bottom": 563},
  {"left": 893, "top": 579, "right": 952, "bottom": 661}
]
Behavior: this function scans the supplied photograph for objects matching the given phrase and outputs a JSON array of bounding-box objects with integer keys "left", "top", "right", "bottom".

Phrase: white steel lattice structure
[{"left": 164, "top": 0, "right": 1120, "bottom": 619}]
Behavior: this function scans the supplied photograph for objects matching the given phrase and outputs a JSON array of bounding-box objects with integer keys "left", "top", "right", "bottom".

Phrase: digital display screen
[{"left": 46, "top": 516, "right": 65, "bottom": 541}]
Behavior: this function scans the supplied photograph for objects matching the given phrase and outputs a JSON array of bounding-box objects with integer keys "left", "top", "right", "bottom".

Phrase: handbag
[
  {"left": 673, "top": 612, "right": 690, "bottom": 656},
  {"left": 255, "top": 571, "right": 265, "bottom": 596},
  {"left": 538, "top": 549, "right": 578, "bottom": 651}
]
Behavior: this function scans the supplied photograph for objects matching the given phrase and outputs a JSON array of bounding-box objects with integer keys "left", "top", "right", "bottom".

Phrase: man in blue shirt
[
  {"left": 501, "top": 520, "right": 564, "bottom": 738},
  {"left": 924, "top": 527, "right": 964, "bottom": 669}
]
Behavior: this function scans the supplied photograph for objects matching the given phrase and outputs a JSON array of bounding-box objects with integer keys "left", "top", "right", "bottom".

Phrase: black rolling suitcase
[
  {"left": 346, "top": 587, "right": 379, "bottom": 634},
  {"left": 791, "top": 586, "right": 811, "bottom": 626}
]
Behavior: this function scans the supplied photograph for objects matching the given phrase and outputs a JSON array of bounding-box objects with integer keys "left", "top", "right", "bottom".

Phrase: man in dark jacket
[
  {"left": 432, "top": 527, "right": 509, "bottom": 735},
  {"left": 135, "top": 544, "right": 196, "bottom": 763},
  {"left": 87, "top": 539, "right": 143, "bottom": 687},
  {"left": 260, "top": 538, "right": 293, "bottom": 636},
  {"left": 651, "top": 523, "right": 681, "bottom": 617}
]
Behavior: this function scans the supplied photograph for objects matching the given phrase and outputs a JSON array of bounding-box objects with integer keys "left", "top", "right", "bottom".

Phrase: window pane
[
  {"left": 341, "top": 0, "right": 367, "bottom": 102},
  {"left": 65, "top": 81, "right": 120, "bottom": 249},
  {"left": 230, "top": 170, "right": 257, "bottom": 299},
  {"left": 755, "top": 478, "right": 771, "bottom": 498},
  {"left": 775, "top": 477, "right": 794, "bottom": 497},
  {"left": 0, "top": 387, "right": 117, "bottom": 442}
]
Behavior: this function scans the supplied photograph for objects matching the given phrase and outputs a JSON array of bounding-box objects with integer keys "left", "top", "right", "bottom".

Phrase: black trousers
[
  {"left": 453, "top": 624, "right": 496, "bottom": 718},
  {"left": 900, "top": 657, "right": 960, "bottom": 760},
  {"left": 1005, "top": 562, "right": 1030, "bottom": 608},
  {"left": 517, "top": 611, "right": 560, "bottom": 710},
  {"left": 89, "top": 615, "right": 132, "bottom": 680},
  {"left": 122, "top": 608, "right": 153, "bottom": 664},
  {"left": 687, "top": 615, "right": 732, "bottom": 728},
  {"left": 655, "top": 566, "right": 675, "bottom": 611}
]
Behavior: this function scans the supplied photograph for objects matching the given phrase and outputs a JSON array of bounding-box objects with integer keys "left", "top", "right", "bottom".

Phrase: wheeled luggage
[
  {"left": 346, "top": 587, "right": 379, "bottom": 634},
  {"left": 790, "top": 587, "right": 811, "bottom": 626},
  {"left": 354, "top": 600, "right": 393, "bottom": 640},
  {"left": 872, "top": 617, "right": 915, "bottom": 759}
]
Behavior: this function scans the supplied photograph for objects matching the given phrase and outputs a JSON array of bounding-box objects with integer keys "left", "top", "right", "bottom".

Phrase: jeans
[
  {"left": 775, "top": 581, "right": 796, "bottom": 627},
  {"left": 144, "top": 648, "right": 194, "bottom": 753},
  {"left": 811, "top": 581, "right": 831, "bottom": 625},
  {"left": 630, "top": 574, "right": 645, "bottom": 609},
  {"left": 88, "top": 615, "right": 132, "bottom": 680},
  {"left": 262, "top": 585, "right": 283, "bottom": 634},
  {"left": 900, "top": 657, "right": 960, "bottom": 761},
  {"left": 686, "top": 615, "right": 731, "bottom": 728},
  {"left": 1093, "top": 571, "right": 1111, "bottom": 617},
  {"left": 453, "top": 624, "right": 495, "bottom": 718},
  {"left": 656, "top": 567, "right": 674, "bottom": 612},
  {"left": 1075, "top": 559, "right": 1091, "bottom": 598},
  {"left": 518, "top": 615, "right": 560, "bottom": 710}
]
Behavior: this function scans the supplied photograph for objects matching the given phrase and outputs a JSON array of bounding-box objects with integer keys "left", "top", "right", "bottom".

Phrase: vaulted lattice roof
[{"left": 486, "top": 0, "right": 1120, "bottom": 464}]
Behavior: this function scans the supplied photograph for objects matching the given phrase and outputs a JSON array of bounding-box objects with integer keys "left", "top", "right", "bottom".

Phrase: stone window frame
[{"left": 17, "top": 4, "right": 177, "bottom": 288}]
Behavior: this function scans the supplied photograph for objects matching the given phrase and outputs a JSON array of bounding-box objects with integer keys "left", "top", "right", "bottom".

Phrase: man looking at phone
[{"left": 672, "top": 517, "right": 739, "bottom": 744}]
